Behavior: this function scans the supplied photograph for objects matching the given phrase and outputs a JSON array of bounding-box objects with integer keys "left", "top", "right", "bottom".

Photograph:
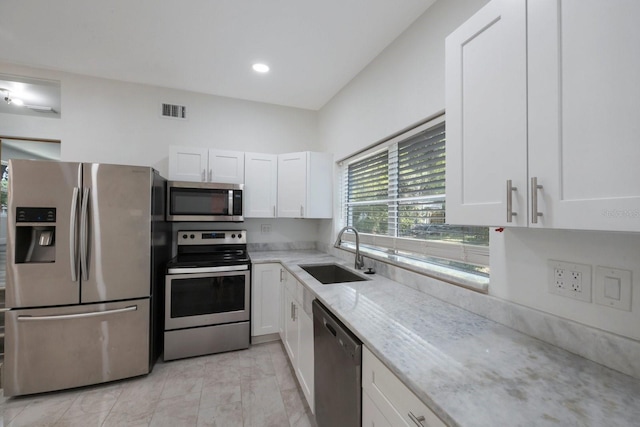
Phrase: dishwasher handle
[{"left": 325, "top": 321, "right": 337, "bottom": 336}]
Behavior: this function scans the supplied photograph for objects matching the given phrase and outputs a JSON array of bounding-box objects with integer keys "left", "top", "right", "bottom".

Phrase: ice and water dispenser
[{"left": 14, "top": 207, "right": 56, "bottom": 263}]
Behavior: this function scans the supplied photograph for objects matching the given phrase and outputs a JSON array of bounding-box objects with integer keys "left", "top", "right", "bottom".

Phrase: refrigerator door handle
[
  {"left": 17, "top": 305, "right": 138, "bottom": 322},
  {"left": 80, "top": 187, "right": 90, "bottom": 281},
  {"left": 70, "top": 187, "right": 80, "bottom": 282}
]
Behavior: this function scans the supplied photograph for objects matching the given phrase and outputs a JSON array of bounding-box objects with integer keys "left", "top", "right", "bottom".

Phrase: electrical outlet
[
  {"left": 260, "top": 224, "right": 272, "bottom": 233},
  {"left": 548, "top": 260, "right": 592, "bottom": 302},
  {"left": 553, "top": 268, "right": 566, "bottom": 290}
]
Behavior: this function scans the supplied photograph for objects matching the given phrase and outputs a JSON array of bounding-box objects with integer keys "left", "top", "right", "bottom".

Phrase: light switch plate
[{"left": 594, "top": 266, "right": 632, "bottom": 311}]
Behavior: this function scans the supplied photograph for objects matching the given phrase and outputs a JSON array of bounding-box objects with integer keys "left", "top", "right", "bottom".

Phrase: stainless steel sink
[{"left": 299, "top": 263, "right": 369, "bottom": 285}]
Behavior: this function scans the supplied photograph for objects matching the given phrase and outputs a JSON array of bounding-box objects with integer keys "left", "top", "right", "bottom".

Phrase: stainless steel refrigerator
[{"left": 4, "top": 160, "right": 170, "bottom": 397}]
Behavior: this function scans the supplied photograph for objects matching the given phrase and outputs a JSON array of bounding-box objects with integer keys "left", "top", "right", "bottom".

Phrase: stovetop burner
[{"left": 167, "top": 230, "right": 250, "bottom": 273}]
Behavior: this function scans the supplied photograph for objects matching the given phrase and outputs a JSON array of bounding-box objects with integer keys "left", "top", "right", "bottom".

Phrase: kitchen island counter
[{"left": 250, "top": 249, "right": 640, "bottom": 426}]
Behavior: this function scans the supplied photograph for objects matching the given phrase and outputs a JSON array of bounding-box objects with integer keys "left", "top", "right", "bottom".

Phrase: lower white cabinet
[
  {"left": 296, "top": 298, "right": 314, "bottom": 411},
  {"left": 251, "top": 263, "right": 281, "bottom": 337},
  {"left": 363, "top": 346, "right": 446, "bottom": 427},
  {"left": 363, "top": 391, "right": 392, "bottom": 427},
  {"left": 281, "top": 268, "right": 315, "bottom": 413}
]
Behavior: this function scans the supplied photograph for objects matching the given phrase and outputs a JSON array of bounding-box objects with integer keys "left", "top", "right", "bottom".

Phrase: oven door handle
[{"left": 167, "top": 264, "right": 249, "bottom": 274}]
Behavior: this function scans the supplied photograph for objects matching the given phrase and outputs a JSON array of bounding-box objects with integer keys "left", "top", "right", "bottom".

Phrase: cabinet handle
[
  {"left": 290, "top": 302, "right": 294, "bottom": 320},
  {"left": 208, "top": 169, "right": 213, "bottom": 181},
  {"left": 300, "top": 205, "right": 304, "bottom": 217},
  {"left": 293, "top": 303, "right": 297, "bottom": 321},
  {"left": 273, "top": 205, "right": 276, "bottom": 217},
  {"left": 531, "top": 177, "right": 543, "bottom": 224},
  {"left": 506, "top": 179, "right": 517, "bottom": 223},
  {"left": 280, "top": 269, "right": 284, "bottom": 282},
  {"left": 201, "top": 169, "right": 206, "bottom": 182},
  {"left": 408, "top": 412, "right": 426, "bottom": 427}
]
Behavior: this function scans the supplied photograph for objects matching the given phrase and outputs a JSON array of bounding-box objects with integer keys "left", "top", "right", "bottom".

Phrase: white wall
[
  {"left": 318, "top": 0, "right": 490, "bottom": 161},
  {"left": 317, "top": 0, "right": 640, "bottom": 342},
  {"left": 0, "top": 62, "right": 318, "bottom": 176},
  {"left": 0, "top": 62, "right": 321, "bottom": 246}
]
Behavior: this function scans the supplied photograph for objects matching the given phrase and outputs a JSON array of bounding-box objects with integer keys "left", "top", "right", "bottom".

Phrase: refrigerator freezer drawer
[{"left": 4, "top": 299, "right": 150, "bottom": 397}]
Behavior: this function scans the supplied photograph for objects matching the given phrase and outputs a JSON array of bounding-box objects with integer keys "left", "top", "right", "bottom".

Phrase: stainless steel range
[{"left": 164, "top": 230, "right": 250, "bottom": 361}]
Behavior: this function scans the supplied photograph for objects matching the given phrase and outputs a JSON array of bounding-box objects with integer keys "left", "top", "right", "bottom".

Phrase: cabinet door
[
  {"left": 245, "top": 153, "right": 278, "bottom": 218},
  {"left": 297, "top": 302, "right": 315, "bottom": 413},
  {"left": 251, "top": 263, "right": 281, "bottom": 336},
  {"left": 363, "top": 391, "right": 392, "bottom": 427},
  {"left": 306, "top": 152, "right": 333, "bottom": 219},
  {"left": 208, "top": 149, "right": 245, "bottom": 184},
  {"left": 445, "top": 0, "right": 528, "bottom": 226},
  {"left": 168, "top": 146, "right": 208, "bottom": 182},
  {"left": 283, "top": 288, "right": 299, "bottom": 366},
  {"left": 279, "top": 267, "right": 285, "bottom": 341},
  {"left": 528, "top": 0, "right": 640, "bottom": 231},
  {"left": 277, "top": 152, "right": 307, "bottom": 218}
]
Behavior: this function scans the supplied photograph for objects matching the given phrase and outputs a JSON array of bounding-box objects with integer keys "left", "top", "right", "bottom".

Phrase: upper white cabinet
[
  {"left": 168, "top": 146, "right": 209, "bottom": 182},
  {"left": 208, "top": 149, "right": 245, "bottom": 184},
  {"left": 445, "top": 0, "right": 528, "bottom": 227},
  {"left": 527, "top": 0, "right": 640, "bottom": 231},
  {"left": 446, "top": 0, "right": 640, "bottom": 232},
  {"left": 244, "top": 153, "right": 278, "bottom": 218},
  {"left": 169, "top": 146, "right": 245, "bottom": 184},
  {"left": 277, "top": 152, "right": 333, "bottom": 219}
]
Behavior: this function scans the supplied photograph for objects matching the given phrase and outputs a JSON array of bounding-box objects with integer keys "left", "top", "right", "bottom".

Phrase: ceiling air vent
[{"left": 161, "top": 103, "right": 187, "bottom": 120}]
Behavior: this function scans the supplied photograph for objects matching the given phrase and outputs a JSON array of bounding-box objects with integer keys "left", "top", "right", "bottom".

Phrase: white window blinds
[{"left": 341, "top": 118, "right": 489, "bottom": 268}]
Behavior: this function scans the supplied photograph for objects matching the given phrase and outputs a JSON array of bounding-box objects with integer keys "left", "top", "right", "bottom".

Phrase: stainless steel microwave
[{"left": 166, "top": 181, "right": 244, "bottom": 222}]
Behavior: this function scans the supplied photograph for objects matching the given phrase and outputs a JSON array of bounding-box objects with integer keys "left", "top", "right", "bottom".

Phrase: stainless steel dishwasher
[{"left": 313, "top": 299, "right": 362, "bottom": 427}]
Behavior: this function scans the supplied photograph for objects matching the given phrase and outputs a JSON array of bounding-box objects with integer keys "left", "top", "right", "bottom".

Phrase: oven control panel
[{"left": 177, "top": 230, "right": 247, "bottom": 245}]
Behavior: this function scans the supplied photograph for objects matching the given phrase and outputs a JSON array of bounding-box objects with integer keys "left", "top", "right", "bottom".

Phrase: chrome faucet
[{"left": 334, "top": 226, "right": 365, "bottom": 270}]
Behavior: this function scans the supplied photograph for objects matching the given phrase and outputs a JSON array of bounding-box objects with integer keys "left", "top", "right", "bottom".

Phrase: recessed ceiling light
[{"left": 252, "top": 63, "right": 270, "bottom": 73}]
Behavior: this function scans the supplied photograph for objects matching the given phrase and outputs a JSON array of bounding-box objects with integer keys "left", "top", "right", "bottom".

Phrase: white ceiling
[{"left": 0, "top": 0, "right": 436, "bottom": 111}]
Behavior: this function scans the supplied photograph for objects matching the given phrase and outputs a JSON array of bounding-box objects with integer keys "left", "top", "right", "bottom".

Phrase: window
[{"left": 340, "top": 116, "right": 489, "bottom": 278}]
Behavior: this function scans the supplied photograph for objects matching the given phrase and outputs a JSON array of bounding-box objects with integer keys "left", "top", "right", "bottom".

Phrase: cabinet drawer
[
  {"left": 363, "top": 347, "right": 446, "bottom": 427},
  {"left": 5, "top": 299, "right": 150, "bottom": 396}
]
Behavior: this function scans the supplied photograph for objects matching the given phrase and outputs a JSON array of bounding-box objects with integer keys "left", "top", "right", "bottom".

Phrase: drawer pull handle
[
  {"left": 506, "top": 179, "right": 517, "bottom": 222},
  {"left": 531, "top": 176, "right": 543, "bottom": 224},
  {"left": 17, "top": 305, "right": 137, "bottom": 321},
  {"left": 408, "top": 411, "right": 426, "bottom": 426}
]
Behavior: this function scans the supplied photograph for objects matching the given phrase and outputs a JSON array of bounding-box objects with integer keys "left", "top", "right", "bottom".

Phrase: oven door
[{"left": 165, "top": 269, "right": 250, "bottom": 330}]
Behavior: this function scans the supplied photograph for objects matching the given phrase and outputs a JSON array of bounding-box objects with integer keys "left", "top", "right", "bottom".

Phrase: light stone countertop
[{"left": 250, "top": 249, "right": 640, "bottom": 427}]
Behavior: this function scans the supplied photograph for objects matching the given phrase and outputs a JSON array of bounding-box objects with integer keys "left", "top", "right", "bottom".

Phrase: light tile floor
[{"left": 0, "top": 341, "right": 316, "bottom": 427}]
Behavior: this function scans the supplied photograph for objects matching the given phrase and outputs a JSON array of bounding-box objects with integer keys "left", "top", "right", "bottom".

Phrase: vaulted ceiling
[{"left": 0, "top": 0, "right": 436, "bottom": 110}]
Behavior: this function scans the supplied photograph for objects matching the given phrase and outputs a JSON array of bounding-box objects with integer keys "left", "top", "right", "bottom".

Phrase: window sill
[{"left": 337, "top": 243, "right": 489, "bottom": 293}]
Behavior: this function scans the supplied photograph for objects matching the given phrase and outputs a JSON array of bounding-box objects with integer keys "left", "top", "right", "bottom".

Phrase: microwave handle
[{"left": 229, "top": 190, "right": 234, "bottom": 215}]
